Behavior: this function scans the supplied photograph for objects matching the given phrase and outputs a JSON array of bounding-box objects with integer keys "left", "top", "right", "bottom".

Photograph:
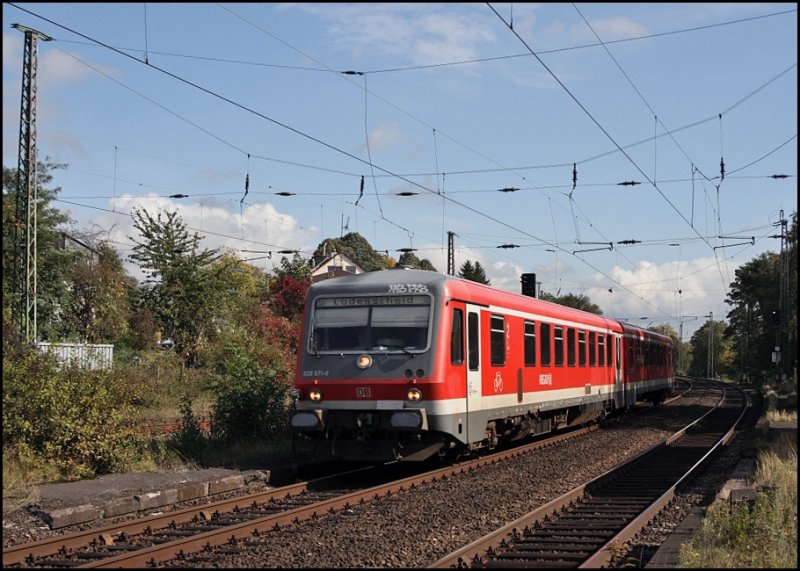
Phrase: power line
[
  {"left": 487, "top": 2, "right": 738, "bottom": 299},
  {"left": 8, "top": 3, "right": 790, "bottom": 322},
  {"left": 55, "top": 7, "right": 796, "bottom": 76}
]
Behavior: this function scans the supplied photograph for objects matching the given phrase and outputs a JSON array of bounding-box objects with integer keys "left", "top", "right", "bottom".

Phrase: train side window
[
  {"left": 607, "top": 335, "right": 613, "bottom": 367},
  {"left": 567, "top": 328, "right": 576, "bottom": 367},
  {"left": 450, "top": 309, "right": 464, "bottom": 365},
  {"left": 628, "top": 342, "right": 635, "bottom": 370},
  {"left": 578, "top": 330, "right": 587, "bottom": 367},
  {"left": 524, "top": 320, "right": 536, "bottom": 366},
  {"left": 554, "top": 326, "right": 564, "bottom": 367},
  {"left": 589, "top": 332, "right": 596, "bottom": 366},
  {"left": 598, "top": 334, "right": 605, "bottom": 366},
  {"left": 490, "top": 315, "right": 505, "bottom": 366},
  {"left": 540, "top": 323, "right": 551, "bottom": 366},
  {"left": 468, "top": 312, "right": 479, "bottom": 371}
]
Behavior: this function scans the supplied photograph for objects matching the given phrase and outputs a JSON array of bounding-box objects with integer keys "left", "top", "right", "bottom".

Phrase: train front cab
[{"left": 290, "top": 272, "right": 462, "bottom": 463}]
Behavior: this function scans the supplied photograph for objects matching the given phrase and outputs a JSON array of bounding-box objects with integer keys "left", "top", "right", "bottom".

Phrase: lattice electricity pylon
[{"left": 11, "top": 24, "right": 51, "bottom": 342}]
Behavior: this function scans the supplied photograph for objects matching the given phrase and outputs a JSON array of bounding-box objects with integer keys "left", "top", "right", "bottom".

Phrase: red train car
[{"left": 290, "top": 269, "right": 673, "bottom": 462}]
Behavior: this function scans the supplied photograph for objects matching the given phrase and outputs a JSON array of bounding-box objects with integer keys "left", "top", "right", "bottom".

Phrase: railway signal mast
[{"left": 11, "top": 23, "right": 51, "bottom": 343}]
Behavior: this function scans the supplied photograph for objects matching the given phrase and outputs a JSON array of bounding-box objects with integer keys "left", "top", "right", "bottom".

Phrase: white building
[{"left": 310, "top": 252, "right": 365, "bottom": 283}]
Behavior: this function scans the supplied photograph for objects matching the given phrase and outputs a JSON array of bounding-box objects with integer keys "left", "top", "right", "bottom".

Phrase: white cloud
[
  {"left": 291, "top": 4, "right": 496, "bottom": 66},
  {"left": 365, "top": 122, "right": 406, "bottom": 152},
  {"left": 3, "top": 31, "right": 21, "bottom": 70},
  {"left": 40, "top": 49, "right": 120, "bottom": 88},
  {"left": 95, "top": 195, "right": 314, "bottom": 282}
]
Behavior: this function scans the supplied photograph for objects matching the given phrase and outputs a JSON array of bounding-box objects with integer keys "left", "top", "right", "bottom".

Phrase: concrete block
[
  {"left": 176, "top": 481, "right": 208, "bottom": 502},
  {"left": 208, "top": 474, "right": 244, "bottom": 495},
  {"left": 41, "top": 504, "right": 101, "bottom": 529},
  {"left": 135, "top": 489, "right": 178, "bottom": 510},
  {"left": 101, "top": 496, "right": 139, "bottom": 518},
  {"left": 730, "top": 487, "right": 758, "bottom": 506}
]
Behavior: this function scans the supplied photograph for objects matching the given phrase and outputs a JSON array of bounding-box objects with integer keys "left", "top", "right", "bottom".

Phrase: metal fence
[{"left": 36, "top": 342, "right": 114, "bottom": 370}]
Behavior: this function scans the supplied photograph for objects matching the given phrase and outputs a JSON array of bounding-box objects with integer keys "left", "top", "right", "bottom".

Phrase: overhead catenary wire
[
  {"left": 55, "top": 7, "right": 792, "bottom": 75},
  {"left": 7, "top": 3, "right": 792, "bottom": 323},
  {"left": 487, "top": 2, "right": 734, "bottom": 299}
]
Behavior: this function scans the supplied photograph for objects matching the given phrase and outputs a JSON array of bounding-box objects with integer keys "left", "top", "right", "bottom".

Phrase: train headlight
[
  {"left": 406, "top": 387, "right": 423, "bottom": 402},
  {"left": 309, "top": 388, "right": 323, "bottom": 402},
  {"left": 356, "top": 354, "right": 373, "bottom": 369}
]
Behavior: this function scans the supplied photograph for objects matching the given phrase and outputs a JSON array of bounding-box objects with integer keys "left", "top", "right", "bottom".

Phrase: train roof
[
  {"left": 308, "top": 267, "right": 450, "bottom": 291},
  {"left": 618, "top": 321, "right": 674, "bottom": 345},
  {"left": 310, "top": 270, "right": 673, "bottom": 345},
  {"left": 307, "top": 268, "right": 629, "bottom": 333}
]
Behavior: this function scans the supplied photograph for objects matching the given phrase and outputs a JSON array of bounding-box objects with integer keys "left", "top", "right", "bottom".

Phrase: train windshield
[{"left": 311, "top": 294, "right": 432, "bottom": 353}]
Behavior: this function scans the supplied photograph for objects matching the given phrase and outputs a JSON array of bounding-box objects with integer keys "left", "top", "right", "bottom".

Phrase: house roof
[
  {"left": 310, "top": 252, "right": 365, "bottom": 282},
  {"left": 311, "top": 252, "right": 363, "bottom": 274}
]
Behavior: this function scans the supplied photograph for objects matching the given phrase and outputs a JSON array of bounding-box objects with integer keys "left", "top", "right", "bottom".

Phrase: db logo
[
  {"left": 356, "top": 387, "right": 372, "bottom": 398},
  {"left": 493, "top": 372, "right": 503, "bottom": 393}
]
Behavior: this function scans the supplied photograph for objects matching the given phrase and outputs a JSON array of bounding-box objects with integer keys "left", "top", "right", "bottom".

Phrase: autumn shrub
[
  {"left": 169, "top": 395, "right": 207, "bottom": 459},
  {"left": 114, "top": 348, "right": 211, "bottom": 418},
  {"left": 207, "top": 342, "right": 292, "bottom": 444},
  {"left": 2, "top": 342, "right": 147, "bottom": 479}
]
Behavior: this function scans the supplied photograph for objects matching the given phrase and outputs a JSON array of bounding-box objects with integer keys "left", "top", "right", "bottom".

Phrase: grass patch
[
  {"left": 767, "top": 408, "right": 797, "bottom": 423},
  {"left": 678, "top": 429, "right": 797, "bottom": 568},
  {"left": 2, "top": 447, "right": 45, "bottom": 515}
]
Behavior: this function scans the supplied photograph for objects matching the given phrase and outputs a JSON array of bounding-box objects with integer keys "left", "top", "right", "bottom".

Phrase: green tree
[
  {"left": 397, "top": 250, "right": 437, "bottom": 271},
  {"left": 688, "top": 320, "right": 733, "bottom": 379},
  {"left": 312, "top": 232, "right": 387, "bottom": 271},
  {"left": 724, "top": 211, "right": 796, "bottom": 386},
  {"left": 117, "top": 285, "right": 159, "bottom": 352},
  {"left": 128, "top": 208, "right": 222, "bottom": 365},
  {"left": 539, "top": 291, "right": 602, "bottom": 314},
  {"left": 274, "top": 252, "right": 312, "bottom": 281},
  {"left": 61, "top": 238, "right": 133, "bottom": 343},
  {"left": 208, "top": 252, "right": 269, "bottom": 336},
  {"left": 725, "top": 252, "right": 783, "bottom": 383},
  {"left": 458, "top": 260, "right": 490, "bottom": 284},
  {"left": 2, "top": 161, "right": 80, "bottom": 341}
]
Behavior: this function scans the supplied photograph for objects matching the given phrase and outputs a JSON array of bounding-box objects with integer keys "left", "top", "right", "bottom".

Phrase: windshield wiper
[
  {"left": 311, "top": 331, "right": 320, "bottom": 359},
  {"left": 380, "top": 343, "right": 414, "bottom": 357}
]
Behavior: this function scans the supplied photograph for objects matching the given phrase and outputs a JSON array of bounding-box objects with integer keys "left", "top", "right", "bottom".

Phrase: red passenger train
[{"left": 290, "top": 269, "right": 674, "bottom": 462}]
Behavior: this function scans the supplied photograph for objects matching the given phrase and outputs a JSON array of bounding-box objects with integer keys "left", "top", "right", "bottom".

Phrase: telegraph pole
[
  {"left": 707, "top": 311, "right": 714, "bottom": 379},
  {"left": 777, "top": 210, "right": 788, "bottom": 383},
  {"left": 12, "top": 24, "right": 51, "bottom": 343},
  {"left": 678, "top": 315, "right": 699, "bottom": 375}
]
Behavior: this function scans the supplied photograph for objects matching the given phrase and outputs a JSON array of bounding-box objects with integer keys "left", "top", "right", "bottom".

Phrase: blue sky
[{"left": 3, "top": 3, "right": 797, "bottom": 339}]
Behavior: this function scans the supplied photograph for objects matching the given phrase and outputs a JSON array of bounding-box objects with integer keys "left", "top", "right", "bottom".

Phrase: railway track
[
  {"left": 3, "top": 419, "right": 609, "bottom": 568},
  {"left": 3, "top": 379, "right": 699, "bottom": 568},
  {"left": 431, "top": 380, "right": 748, "bottom": 568}
]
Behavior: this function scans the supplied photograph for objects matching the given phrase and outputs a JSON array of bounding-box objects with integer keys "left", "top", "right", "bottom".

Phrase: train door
[{"left": 466, "top": 304, "right": 482, "bottom": 443}]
